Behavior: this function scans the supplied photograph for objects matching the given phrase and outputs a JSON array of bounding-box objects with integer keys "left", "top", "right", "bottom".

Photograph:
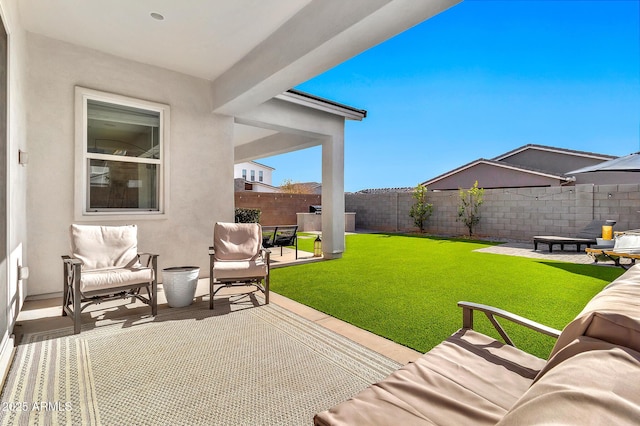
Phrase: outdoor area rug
[{"left": 1, "top": 302, "right": 401, "bottom": 425}]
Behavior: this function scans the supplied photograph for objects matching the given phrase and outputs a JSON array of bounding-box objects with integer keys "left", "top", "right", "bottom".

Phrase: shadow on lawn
[
  {"left": 393, "top": 232, "right": 502, "bottom": 246},
  {"left": 536, "top": 260, "right": 625, "bottom": 281}
]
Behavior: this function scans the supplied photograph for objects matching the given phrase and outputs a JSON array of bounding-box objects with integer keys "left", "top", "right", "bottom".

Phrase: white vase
[{"left": 162, "top": 266, "right": 200, "bottom": 308}]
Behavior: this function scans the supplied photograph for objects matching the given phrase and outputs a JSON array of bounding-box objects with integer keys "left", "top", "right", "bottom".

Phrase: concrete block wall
[
  {"left": 345, "top": 184, "right": 640, "bottom": 241},
  {"left": 234, "top": 192, "right": 321, "bottom": 226}
]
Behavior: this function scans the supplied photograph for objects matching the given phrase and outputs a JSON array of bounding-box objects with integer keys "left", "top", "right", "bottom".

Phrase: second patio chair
[{"left": 209, "top": 222, "right": 270, "bottom": 309}]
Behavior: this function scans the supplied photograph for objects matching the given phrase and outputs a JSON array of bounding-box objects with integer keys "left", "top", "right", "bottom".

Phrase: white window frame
[{"left": 74, "top": 87, "right": 170, "bottom": 220}]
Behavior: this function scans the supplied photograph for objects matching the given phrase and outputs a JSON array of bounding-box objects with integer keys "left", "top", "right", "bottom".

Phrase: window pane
[
  {"left": 88, "top": 159, "right": 158, "bottom": 210},
  {"left": 87, "top": 100, "right": 160, "bottom": 159}
]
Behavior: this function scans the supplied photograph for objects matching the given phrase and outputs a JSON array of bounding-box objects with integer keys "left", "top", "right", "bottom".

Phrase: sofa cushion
[
  {"left": 213, "top": 222, "right": 261, "bottom": 261},
  {"left": 71, "top": 224, "right": 140, "bottom": 271},
  {"left": 549, "top": 264, "right": 640, "bottom": 358},
  {"left": 498, "top": 339, "right": 640, "bottom": 426},
  {"left": 314, "top": 329, "right": 546, "bottom": 426}
]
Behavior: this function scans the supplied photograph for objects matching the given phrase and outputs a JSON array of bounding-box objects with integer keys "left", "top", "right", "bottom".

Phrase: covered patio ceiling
[{"left": 18, "top": 0, "right": 461, "bottom": 122}]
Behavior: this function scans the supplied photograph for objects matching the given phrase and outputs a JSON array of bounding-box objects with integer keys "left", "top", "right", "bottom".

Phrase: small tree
[
  {"left": 457, "top": 180, "right": 484, "bottom": 237},
  {"left": 280, "top": 179, "right": 315, "bottom": 194},
  {"left": 409, "top": 184, "right": 433, "bottom": 233}
]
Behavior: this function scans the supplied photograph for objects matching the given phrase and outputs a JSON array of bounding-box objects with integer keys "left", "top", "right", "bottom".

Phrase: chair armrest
[
  {"left": 261, "top": 247, "right": 271, "bottom": 262},
  {"left": 458, "top": 301, "right": 561, "bottom": 348},
  {"left": 61, "top": 255, "right": 83, "bottom": 266}
]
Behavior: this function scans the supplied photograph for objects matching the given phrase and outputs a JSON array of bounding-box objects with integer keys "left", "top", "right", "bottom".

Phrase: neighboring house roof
[
  {"left": 422, "top": 158, "right": 574, "bottom": 189},
  {"left": 299, "top": 181, "right": 322, "bottom": 189},
  {"left": 246, "top": 160, "right": 275, "bottom": 171},
  {"left": 421, "top": 144, "right": 616, "bottom": 190},
  {"left": 354, "top": 187, "right": 413, "bottom": 194},
  {"left": 567, "top": 152, "right": 640, "bottom": 174},
  {"left": 493, "top": 144, "right": 616, "bottom": 162}
]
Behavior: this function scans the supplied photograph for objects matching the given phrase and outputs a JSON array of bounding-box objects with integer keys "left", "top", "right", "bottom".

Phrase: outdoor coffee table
[{"left": 533, "top": 236, "right": 593, "bottom": 253}]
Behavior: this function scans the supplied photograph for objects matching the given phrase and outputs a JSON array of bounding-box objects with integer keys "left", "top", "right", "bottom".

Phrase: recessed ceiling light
[{"left": 150, "top": 12, "right": 164, "bottom": 21}]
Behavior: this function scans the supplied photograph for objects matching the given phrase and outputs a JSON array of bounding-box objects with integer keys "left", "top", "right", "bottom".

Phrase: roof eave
[{"left": 276, "top": 89, "right": 367, "bottom": 121}]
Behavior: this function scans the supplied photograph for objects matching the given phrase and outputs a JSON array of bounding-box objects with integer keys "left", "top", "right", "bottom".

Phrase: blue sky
[{"left": 263, "top": 0, "right": 640, "bottom": 193}]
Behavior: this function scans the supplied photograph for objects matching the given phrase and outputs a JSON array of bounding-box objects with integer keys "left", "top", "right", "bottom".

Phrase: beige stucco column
[
  {"left": 235, "top": 96, "right": 356, "bottom": 259},
  {"left": 321, "top": 133, "right": 345, "bottom": 259}
]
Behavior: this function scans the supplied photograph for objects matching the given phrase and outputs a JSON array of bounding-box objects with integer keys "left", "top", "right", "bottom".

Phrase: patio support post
[{"left": 322, "top": 133, "right": 345, "bottom": 259}]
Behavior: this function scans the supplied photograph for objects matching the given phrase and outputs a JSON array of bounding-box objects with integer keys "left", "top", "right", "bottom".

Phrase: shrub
[
  {"left": 235, "top": 208, "right": 261, "bottom": 223},
  {"left": 409, "top": 184, "right": 433, "bottom": 232},
  {"left": 457, "top": 180, "right": 484, "bottom": 237}
]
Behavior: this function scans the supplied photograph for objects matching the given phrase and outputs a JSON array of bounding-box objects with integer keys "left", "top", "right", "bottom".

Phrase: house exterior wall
[
  {"left": 499, "top": 149, "right": 608, "bottom": 175},
  {"left": 1, "top": 0, "right": 29, "bottom": 377},
  {"left": 234, "top": 161, "right": 274, "bottom": 185},
  {"left": 346, "top": 183, "right": 640, "bottom": 240},
  {"left": 25, "top": 33, "right": 235, "bottom": 296},
  {"left": 429, "top": 163, "right": 561, "bottom": 190}
]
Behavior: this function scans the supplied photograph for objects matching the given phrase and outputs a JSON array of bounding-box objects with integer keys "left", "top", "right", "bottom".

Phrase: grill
[{"left": 309, "top": 205, "right": 322, "bottom": 214}]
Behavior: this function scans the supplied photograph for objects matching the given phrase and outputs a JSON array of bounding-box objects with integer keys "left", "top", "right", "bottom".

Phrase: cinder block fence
[{"left": 345, "top": 183, "right": 640, "bottom": 242}]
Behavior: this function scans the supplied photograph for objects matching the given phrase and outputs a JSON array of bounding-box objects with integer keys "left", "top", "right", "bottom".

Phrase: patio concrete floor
[
  {"left": 475, "top": 241, "right": 631, "bottom": 267},
  {"left": 13, "top": 246, "right": 422, "bottom": 366}
]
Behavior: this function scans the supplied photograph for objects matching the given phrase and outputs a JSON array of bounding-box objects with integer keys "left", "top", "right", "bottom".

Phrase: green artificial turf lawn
[{"left": 271, "top": 233, "right": 624, "bottom": 359}]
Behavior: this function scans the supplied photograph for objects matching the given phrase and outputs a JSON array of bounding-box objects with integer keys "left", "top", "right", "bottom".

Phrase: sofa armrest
[
  {"left": 459, "top": 301, "right": 561, "bottom": 348},
  {"left": 137, "top": 253, "right": 159, "bottom": 269}
]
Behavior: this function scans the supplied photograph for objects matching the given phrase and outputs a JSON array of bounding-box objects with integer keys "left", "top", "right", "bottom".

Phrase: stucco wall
[
  {"left": 235, "top": 192, "right": 321, "bottom": 226},
  {"left": 26, "top": 33, "right": 235, "bottom": 296},
  {"left": 346, "top": 183, "right": 640, "bottom": 240},
  {"left": 2, "top": 0, "right": 29, "bottom": 361}
]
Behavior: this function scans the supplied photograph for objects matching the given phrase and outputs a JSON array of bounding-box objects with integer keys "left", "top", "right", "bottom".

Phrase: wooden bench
[{"left": 262, "top": 225, "right": 298, "bottom": 259}]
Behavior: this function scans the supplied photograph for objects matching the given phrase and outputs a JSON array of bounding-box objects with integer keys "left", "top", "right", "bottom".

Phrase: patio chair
[
  {"left": 533, "top": 219, "right": 613, "bottom": 253},
  {"left": 209, "top": 222, "right": 270, "bottom": 309},
  {"left": 263, "top": 225, "right": 298, "bottom": 259},
  {"left": 586, "top": 233, "right": 640, "bottom": 269},
  {"left": 62, "top": 224, "right": 158, "bottom": 334}
]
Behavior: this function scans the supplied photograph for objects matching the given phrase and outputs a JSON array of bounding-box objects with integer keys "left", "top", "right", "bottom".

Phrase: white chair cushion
[
  {"left": 613, "top": 234, "right": 640, "bottom": 252},
  {"left": 213, "top": 259, "right": 267, "bottom": 280},
  {"left": 213, "top": 222, "right": 261, "bottom": 261},
  {"left": 71, "top": 224, "right": 140, "bottom": 270},
  {"left": 80, "top": 266, "right": 154, "bottom": 293}
]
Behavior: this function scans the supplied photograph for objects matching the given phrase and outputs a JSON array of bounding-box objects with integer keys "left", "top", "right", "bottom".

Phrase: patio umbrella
[{"left": 567, "top": 152, "right": 640, "bottom": 174}]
